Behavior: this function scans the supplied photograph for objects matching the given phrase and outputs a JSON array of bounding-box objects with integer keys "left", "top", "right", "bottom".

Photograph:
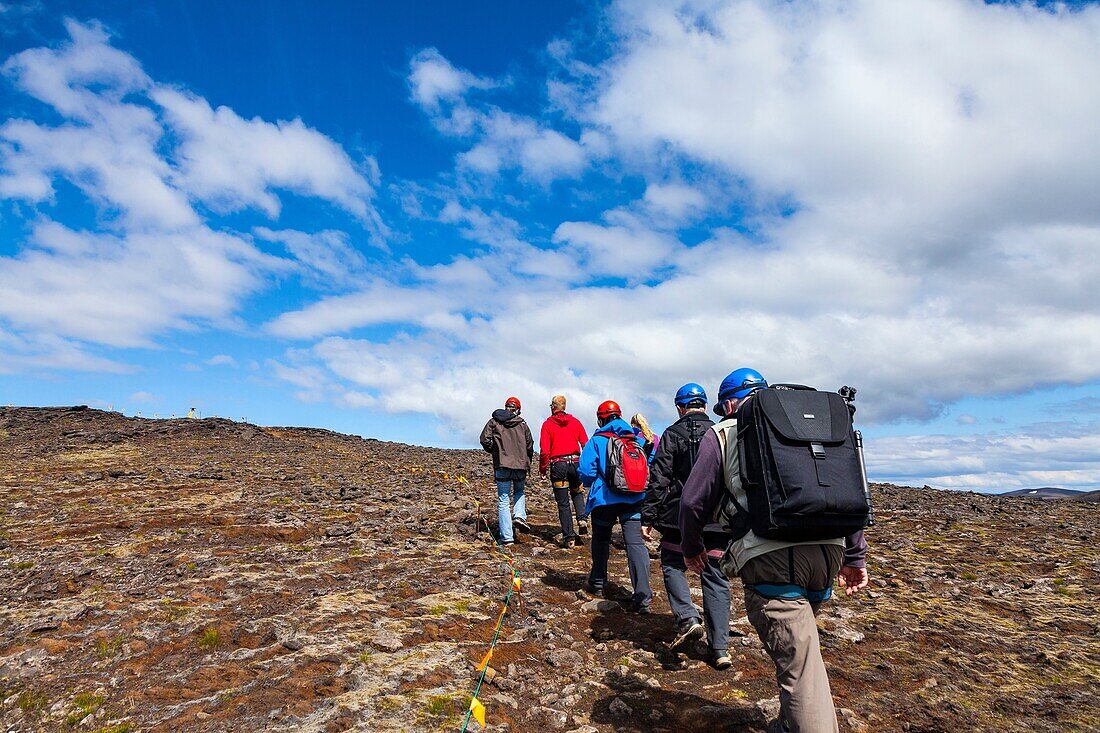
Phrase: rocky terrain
[{"left": 1, "top": 406, "right": 1097, "bottom": 733}]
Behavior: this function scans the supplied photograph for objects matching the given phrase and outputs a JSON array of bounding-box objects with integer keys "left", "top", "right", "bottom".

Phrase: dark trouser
[
  {"left": 588, "top": 504, "right": 652, "bottom": 607},
  {"left": 741, "top": 544, "right": 844, "bottom": 733},
  {"left": 550, "top": 461, "right": 586, "bottom": 538},
  {"left": 660, "top": 546, "right": 730, "bottom": 653}
]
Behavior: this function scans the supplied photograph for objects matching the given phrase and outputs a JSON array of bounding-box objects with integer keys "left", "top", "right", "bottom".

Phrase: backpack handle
[{"left": 770, "top": 383, "right": 814, "bottom": 391}]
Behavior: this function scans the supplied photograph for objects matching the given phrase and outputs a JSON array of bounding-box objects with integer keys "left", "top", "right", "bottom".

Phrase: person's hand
[
  {"left": 838, "top": 566, "right": 869, "bottom": 595},
  {"left": 539, "top": 468, "right": 547, "bottom": 477},
  {"left": 641, "top": 525, "right": 653, "bottom": 541},
  {"left": 685, "top": 551, "right": 707, "bottom": 575}
]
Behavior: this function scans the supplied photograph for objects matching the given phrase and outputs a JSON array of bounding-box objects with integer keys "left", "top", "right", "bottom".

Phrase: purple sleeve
[
  {"left": 678, "top": 429, "right": 726, "bottom": 558},
  {"left": 844, "top": 530, "right": 868, "bottom": 568}
]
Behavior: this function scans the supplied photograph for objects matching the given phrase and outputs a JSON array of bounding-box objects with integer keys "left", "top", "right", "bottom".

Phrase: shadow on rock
[
  {"left": 590, "top": 669, "right": 765, "bottom": 732},
  {"left": 541, "top": 568, "right": 588, "bottom": 592}
]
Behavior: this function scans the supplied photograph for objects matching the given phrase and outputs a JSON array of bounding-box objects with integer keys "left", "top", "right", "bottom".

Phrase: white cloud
[
  {"left": 868, "top": 421, "right": 1100, "bottom": 492},
  {"left": 408, "top": 50, "right": 594, "bottom": 183},
  {"left": 0, "top": 220, "right": 276, "bottom": 347},
  {"left": 643, "top": 182, "right": 706, "bottom": 220},
  {"left": 129, "top": 390, "right": 156, "bottom": 403},
  {"left": 551, "top": 220, "right": 679, "bottom": 280},
  {"left": 1, "top": 20, "right": 196, "bottom": 229},
  {"left": 278, "top": 0, "right": 1100, "bottom": 496},
  {"left": 408, "top": 48, "right": 495, "bottom": 117},
  {"left": 253, "top": 226, "right": 371, "bottom": 288},
  {"left": 266, "top": 283, "right": 457, "bottom": 339},
  {"left": 154, "top": 87, "right": 384, "bottom": 237},
  {"left": 205, "top": 354, "right": 237, "bottom": 367},
  {"left": 0, "top": 326, "right": 129, "bottom": 374},
  {"left": 0, "top": 20, "right": 384, "bottom": 368}
]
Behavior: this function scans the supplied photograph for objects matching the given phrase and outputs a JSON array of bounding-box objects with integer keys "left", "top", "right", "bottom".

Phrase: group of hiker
[{"left": 479, "top": 368, "right": 872, "bottom": 733}]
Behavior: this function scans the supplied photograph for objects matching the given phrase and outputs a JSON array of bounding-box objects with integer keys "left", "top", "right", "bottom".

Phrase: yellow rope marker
[
  {"left": 459, "top": 472, "right": 525, "bottom": 732},
  {"left": 469, "top": 697, "right": 486, "bottom": 727}
]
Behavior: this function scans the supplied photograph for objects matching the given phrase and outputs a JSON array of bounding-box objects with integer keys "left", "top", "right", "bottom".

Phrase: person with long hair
[{"left": 630, "top": 413, "right": 659, "bottom": 463}]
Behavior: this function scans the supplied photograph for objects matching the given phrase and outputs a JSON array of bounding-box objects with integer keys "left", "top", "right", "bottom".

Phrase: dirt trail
[{"left": 1, "top": 407, "right": 1097, "bottom": 732}]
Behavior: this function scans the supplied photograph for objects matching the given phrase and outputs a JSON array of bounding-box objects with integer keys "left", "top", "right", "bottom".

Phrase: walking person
[
  {"left": 630, "top": 413, "right": 659, "bottom": 463},
  {"left": 680, "top": 369, "right": 870, "bottom": 733},
  {"left": 641, "top": 383, "right": 732, "bottom": 669},
  {"left": 539, "top": 394, "right": 590, "bottom": 548},
  {"left": 579, "top": 400, "right": 653, "bottom": 612},
  {"left": 479, "top": 396, "right": 534, "bottom": 546}
]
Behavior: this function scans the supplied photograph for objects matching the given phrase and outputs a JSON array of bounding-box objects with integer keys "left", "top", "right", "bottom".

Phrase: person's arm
[
  {"left": 843, "top": 530, "right": 867, "bottom": 568},
  {"left": 539, "top": 421, "right": 551, "bottom": 475},
  {"left": 575, "top": 419, "right": 588, "bottom": 449},
  {"left": 678, "top": 430, "right": 726, "bottom": 561},
  {"left": 577, "top": 434, "right": 600, "bottom": 487},
  {"left": 525, "top": 422, "right": 534, "bottom": 462},
  {"left": 642, "top": 429, "right": 676, "bottom": 526},
  {"left": 479, "top": 420, "right": 494, "bottom": 453},
  {"left": 838, "top": 529, "right": 869, "bottom": 595}
]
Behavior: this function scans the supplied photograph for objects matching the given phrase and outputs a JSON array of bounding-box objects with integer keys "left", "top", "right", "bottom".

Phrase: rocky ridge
[{"left": 1, "top": 407, "right": 1097, "bottom": 732}]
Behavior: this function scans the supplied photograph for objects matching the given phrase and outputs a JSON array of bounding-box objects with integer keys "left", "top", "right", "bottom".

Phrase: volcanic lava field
[{"left": 1, "top": 406, "right": 1097, "bottom": 732}]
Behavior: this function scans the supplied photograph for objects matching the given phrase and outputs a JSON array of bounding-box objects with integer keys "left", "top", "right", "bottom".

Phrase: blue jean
[
  {"left": 660, "top": 546, "right": 731, "bottom": 653},
  {"left": 495, "top": 468, "right": 528, "bottom": 543}
]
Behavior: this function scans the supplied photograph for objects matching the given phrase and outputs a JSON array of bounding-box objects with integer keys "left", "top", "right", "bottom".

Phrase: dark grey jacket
[{"left": 480, "top": 409, "right": 534, "bottom": 471}]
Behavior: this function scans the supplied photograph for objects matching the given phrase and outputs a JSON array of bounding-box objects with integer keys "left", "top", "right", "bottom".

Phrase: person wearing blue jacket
[{"left": 579, "top": 400, "right": 653, "bottom": 613}]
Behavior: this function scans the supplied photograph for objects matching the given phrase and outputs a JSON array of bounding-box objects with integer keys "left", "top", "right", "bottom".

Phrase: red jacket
[{"left": 539, "top": 412, "right": 589, "bottom": 474}]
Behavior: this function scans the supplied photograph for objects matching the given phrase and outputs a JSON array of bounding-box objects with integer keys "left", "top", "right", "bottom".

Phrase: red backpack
[{"left": 599, "top": 431, "right": 649, "bottom": 493}]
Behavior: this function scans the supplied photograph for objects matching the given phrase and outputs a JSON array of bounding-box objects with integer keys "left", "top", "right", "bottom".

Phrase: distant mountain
[{"left": 1000, "top": 487, "right": 1100, "bottom": 502}]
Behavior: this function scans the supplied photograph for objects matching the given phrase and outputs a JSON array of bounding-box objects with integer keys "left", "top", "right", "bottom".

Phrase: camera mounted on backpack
[{"left": 838, "top": 385, "right": 857, "bottom": 417}]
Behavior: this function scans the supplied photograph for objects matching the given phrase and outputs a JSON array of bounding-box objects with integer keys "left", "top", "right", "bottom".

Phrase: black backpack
[{"left": 733, "top": 384, "right": 871, "bottom": 541}]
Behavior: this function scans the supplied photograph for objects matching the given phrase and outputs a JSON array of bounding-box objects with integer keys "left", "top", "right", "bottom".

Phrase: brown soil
[{"left": 1, "top": 406, "right": 1097, "bottom": 732}]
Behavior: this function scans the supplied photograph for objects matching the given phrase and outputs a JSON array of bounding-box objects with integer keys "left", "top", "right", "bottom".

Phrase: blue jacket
[{"left": 580, "top": 418, "right": 647, "bottom": 514}]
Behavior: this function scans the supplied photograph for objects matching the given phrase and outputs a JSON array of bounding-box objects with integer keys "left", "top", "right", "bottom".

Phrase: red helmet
[
  {"left": 596, "top": 400, "right": 621, "bottom": 420},
  {"left": 505, "top": 396, "right": 521, "bottom": 412}
]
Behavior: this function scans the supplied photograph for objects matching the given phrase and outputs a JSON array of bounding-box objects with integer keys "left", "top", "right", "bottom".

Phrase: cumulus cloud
[
  {"left": 408, "top": 48, "right": 496, "bottom": 117},
  {"left": 154, "top": 88, "right": 384, "bottom": 238},
  {"left": 205, "top": 354, "right": 238, "bottom": 367},
  {"left": 0, "top": 220, "right": 275, "bottom": 347},
  {"left": 275, "top": 0, "right": 1100, "bottom": 492},
  {"left": 253, "top": 226, "right": 371, "bottom": 288},
  {"left": 408, "top": 49, "right": 595, "bottom": 183},
  {"left": 0, "top": 19, "right": 384, "bottom": 367},
  {"left": 867, "top": 420, "right": 1100, "bottom": 492}
]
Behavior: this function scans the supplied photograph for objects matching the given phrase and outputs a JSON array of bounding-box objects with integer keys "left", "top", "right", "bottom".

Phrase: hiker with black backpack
[
  {"left": 641, "top": 383, "right": 732, "bottom": 669},
  {"left": 479, "top": 396, "right": 534, "bottom": 546},
  {"left": 578, "top": 400, "right": 653, "bottom": 613},
  {"left": 680, "top": 368, "right": 869, "bottom": 733}
]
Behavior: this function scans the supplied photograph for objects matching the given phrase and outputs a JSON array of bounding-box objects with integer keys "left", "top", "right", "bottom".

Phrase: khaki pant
[{"left": 741, "top": 545, "right": 844, "bottom": 733}]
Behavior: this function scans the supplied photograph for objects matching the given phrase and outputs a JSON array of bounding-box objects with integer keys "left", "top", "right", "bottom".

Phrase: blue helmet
[
  {"left": 718, "top": 368, "right": 768, "bottom": 402},
  {"left": 674, "top": 382, "right": 707, "bottom": 407}
]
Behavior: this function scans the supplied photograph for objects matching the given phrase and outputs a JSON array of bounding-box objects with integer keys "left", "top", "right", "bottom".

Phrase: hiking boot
[
  {"left": 584, "top": 581, "right": 605, "bottom": 598},
  {"left": 513, "top": 517, "right": 531, "bottom": 533},
  {"left": 627, "top": 600, "right": 651, "bottom": 615},
  {"left": 577, "top": 519, "right": 589, "bottom": 535},
  {"left": 501, "top": 539, "right": 515, "bottom": 547},
  {"left": 560, "top": 536, "right": 576, "bottom": 549},
  {"left": 766, "top": 719, "right": 790, "bottom": 733},
  {"left": 713, "top": 652, "right": 733, "bottom": 670},
  {"left": 670, "top": 618, "right": 705, "bottom": 650}
]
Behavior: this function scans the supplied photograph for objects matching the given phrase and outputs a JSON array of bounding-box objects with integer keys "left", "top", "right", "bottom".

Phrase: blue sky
[{"left": 2, "top": 0, "right": 1099, "bottom": 492}]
